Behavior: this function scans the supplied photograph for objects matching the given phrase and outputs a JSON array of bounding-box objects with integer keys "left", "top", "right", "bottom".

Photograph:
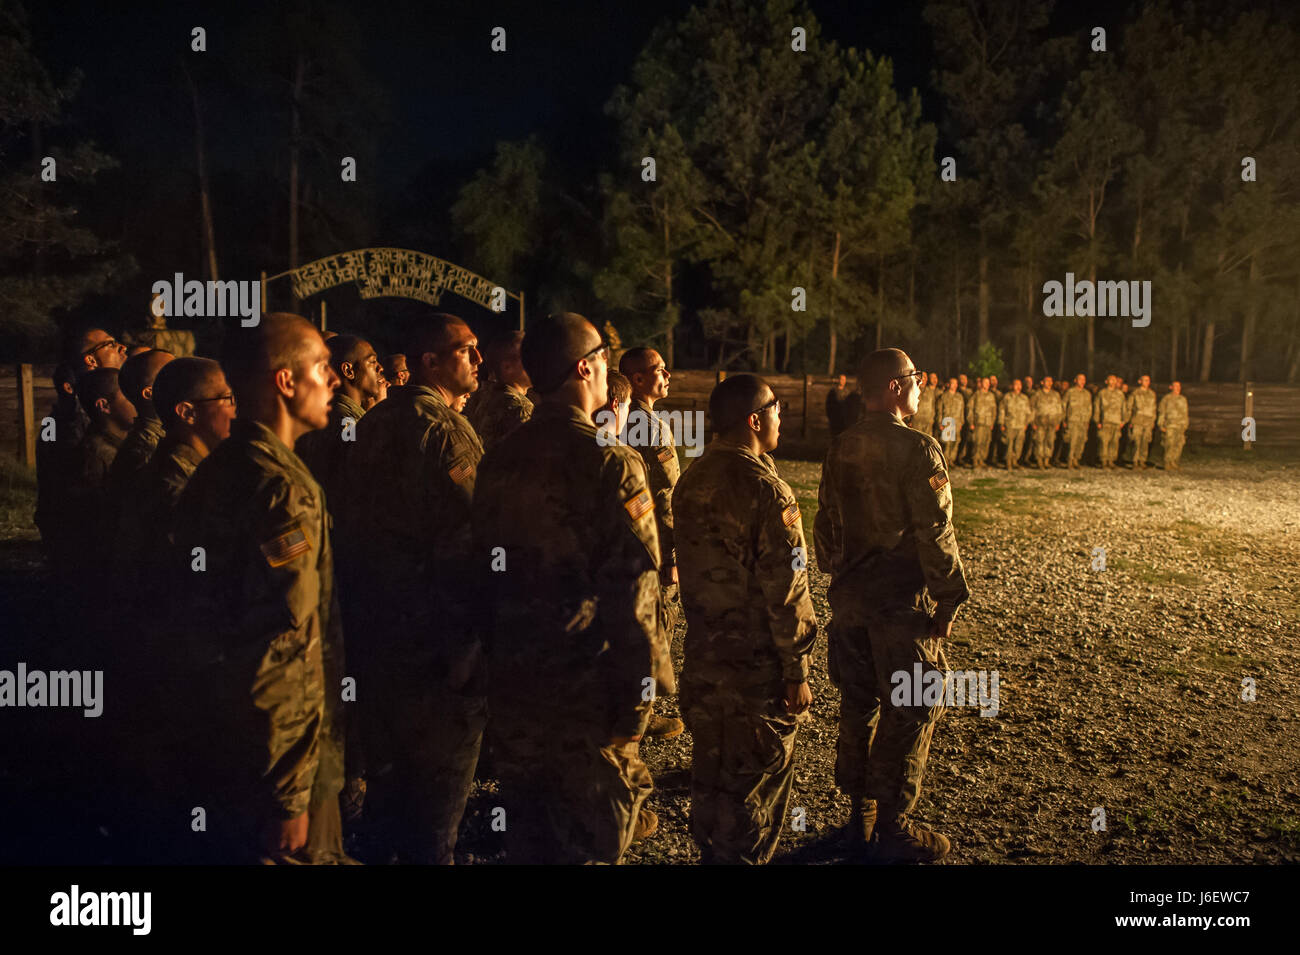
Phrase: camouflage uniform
[
  {"left": 468, "top": 379, "right": 534, "bottom": 453},
  {"left": 1093, "top": 386, "right": 1127, "bottom": 467},
  {"left": 997, "top": 392, "right": 1032, "bottom": 470},
  {"left": 1063, "top": 385, "right": 1093, "bottom": 468},
  {"left": 911, "top": 384, "right": 937, "bottom": 437},
  {"left": 815, "top": 411, "right": 970, "bottom": 826},
  {"left": 957, "top": 385, "right": 975, "bottom": 465},
  {"left": 1157, "top": 391, "right": 1190, "bottom": 469},
  {"left": 1126, "top": 386, "right": 1158, "bottom": 468},
  {"left": 935, "top": 390, "right": 965, "bottom": 467},
  {"left": 295, "top": 392, "right": 365, "bottom": 508},
  {"left": 672, "top": 440, "right": 817, "bottom": 865},
  {"left": 474, "top": 402, "right": 671, "bottom": 864},
  {"left": 623, "top": 396, "right": 682, "bottom": 641},
  {"left": 34, "top": 403, "right": 88, "bottom": 577},
  {"left": 1032, "top": 388, "right": 1064, "bottom": 468},
  {"left": 170, "top": 420, "right": 336, "bottom": 864},
  {"left": 967, "top": 391, "right": 997, "bottom": 467},
  {"left": 107, "top": 414, "right": 164, "bottom": 509},
  {"left": 341, "top": 384, "right": 486, "bottom": 864}
]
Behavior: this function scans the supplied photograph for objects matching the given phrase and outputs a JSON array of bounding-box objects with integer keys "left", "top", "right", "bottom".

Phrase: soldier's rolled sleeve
[
  {"left": 757, "top": 487, "right": 817, "bottom": 682},
  {"left": 598, "top": 453, "right": 668, "bottom": 738},
  {"left": 903, "top": 441, "right": 970, "bottom": 624},
  {"left": 247, "top": 481, "right": 323, "bottom": 819}
]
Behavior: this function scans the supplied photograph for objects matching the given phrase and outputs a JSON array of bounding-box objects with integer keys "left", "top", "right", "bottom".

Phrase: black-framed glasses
[
  {"left": 193, "top": 392, "right": 236, "bottom": 407},
  {"left": 891, "top": 369, "right": 925, "bottom": 385},
  {"left": 751, "top": 396, "right": 782, "bottom": 416},
  {"left": 83, "top": 338, "right": 120, "bottom": 356}
]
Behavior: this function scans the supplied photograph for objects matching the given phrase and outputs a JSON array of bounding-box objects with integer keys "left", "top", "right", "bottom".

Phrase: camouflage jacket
[
  {"left": 33, "top": 404, "right": 88, "bottom": 545},
  {"left": 815, "top": 410, "right": 970, "bottom": 623},
  {"left": 1064, "top": 387, "right": 1093, "bottom": 429},
  {"left": 673, "top": 440, "right": 817, "bottom": 699},
  {"left": 341, "top": 384, "right": 483, "bottom": 679},
  {"left": 474, "top": 401, "right": 669, "bottom": 737},
  {"left": 622, "top": 396, "right": 680, "bottom": 570},
  {"left": 171, "top": 419, "right": 334, "bottom": 820},
  {"left": 469, "top": 379, "right": 533, "bottom": 453},
  {"left": 1093, "top": 387, "right": 1127, "bottom": 426},
  {"left": 1034, "top": 389, "right": 1064, "bottom": 426},
  {"left": 998, "top": 392, "right": 1032, "bottom": 430},
  {"left": 107, "top": 414, "right": 164, "bottom": 510},
  {"left": 967, "top": 391, "right": 997, "bottom": 427},
  {"left": 1126, "top": 386, "right": 1157, "bottom": 423},
  {"left": 936, "top": 391, "right": 965, "bottom": 433},
  {"left": 1157, "top": 393, "right": 1189, "bottom": 429},
  {"left": 114, "top": 435, "right": 205, "bottom": 602},
  {"left": 295, "top": 391, "right": 365, "bottom": 512}
]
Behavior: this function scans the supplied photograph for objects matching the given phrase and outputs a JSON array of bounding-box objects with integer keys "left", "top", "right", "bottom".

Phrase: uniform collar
[
  {"left": 533, "top": 401, "right": 598, "bottom": 431},
  {"left": 332, "top": 391, "right": 365, "bottom": 420}
]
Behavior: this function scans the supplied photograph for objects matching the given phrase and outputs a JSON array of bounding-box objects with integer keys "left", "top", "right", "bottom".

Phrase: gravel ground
[{"left": 460, "top": 445, "right": 1300, "bottom": 864}]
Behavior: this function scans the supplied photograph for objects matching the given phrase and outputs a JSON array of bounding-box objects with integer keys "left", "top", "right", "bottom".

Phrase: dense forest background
[{"left": 2, "top": 0, "right": 1297, "bottom": 381}]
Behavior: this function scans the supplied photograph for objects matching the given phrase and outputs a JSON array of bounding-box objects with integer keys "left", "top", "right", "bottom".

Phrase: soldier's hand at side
[
  {"left": 265, "top": 812, "right": 309, "bottom": 854},
  {"left": 784, "top": 680, "right": 812, "bottom": 715},
  {"left": 929, "top": 617, "right": 954, "bottom": 641}
]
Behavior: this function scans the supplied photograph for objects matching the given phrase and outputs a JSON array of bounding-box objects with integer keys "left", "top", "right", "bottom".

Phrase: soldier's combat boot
[
  {"left": 632, "top": 808, "right": 659, "bottom": 842},
  {"left": 645, "top": 715, "right": 684, "bottom": 739},
  {"left": 846, "top": 797, "right": 878, "bottom": 848},
  {"left": 868, "top": 816, "right": 951, "bottom": 864}
]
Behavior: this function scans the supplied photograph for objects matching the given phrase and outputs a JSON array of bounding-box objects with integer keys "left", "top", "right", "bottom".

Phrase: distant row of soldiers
[
  {"left": 905, "top": 372, "right": 1191, "bottom": 471},
  {"left": 40, "top": 314, "right": 898, "bottom": 865}
]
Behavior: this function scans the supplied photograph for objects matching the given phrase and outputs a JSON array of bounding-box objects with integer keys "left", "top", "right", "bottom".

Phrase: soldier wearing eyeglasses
[
  {"left": 816, "top": 349, "right": 969, "bottom": 864},
  {"left": 673, "top": 374, "right": 817, "bottom": 864}
]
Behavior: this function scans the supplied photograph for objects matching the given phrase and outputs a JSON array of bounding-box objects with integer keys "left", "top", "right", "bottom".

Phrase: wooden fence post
[
  {"left": 802, "top": 374, "right": 811, "bottom": 438},
  {"left": 17, "top": 363, "right": 36, "bottom": 468}
]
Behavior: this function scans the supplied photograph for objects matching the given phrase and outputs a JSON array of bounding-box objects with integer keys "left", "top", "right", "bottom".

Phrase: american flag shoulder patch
[
  {"left": 261, "top": 521, "right": 310, "bottom": 568},
  {"left": 782, "top": 502, "right": 800, "bottom": 527},
  {"left": 448, "top": 459, "right": 475, "bottom": 484},
  {"left": 624, "top": 488, "right": 654, "bottom": 521},
  {"left": 929, "top": 472, "right": 949, "bottom": 491},
  {"left": 657, "top": 446, "right": 674, "bottom": 464}
]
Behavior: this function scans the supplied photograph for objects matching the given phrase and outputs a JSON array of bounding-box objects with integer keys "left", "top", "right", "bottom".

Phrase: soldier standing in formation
[
  {"left": 936, "top": 377, "right": 964, "bottom": 465},
  {"left": 1093, "top": 375, "right": 1127, "bottom": 469},
  {"left": 1031, "top": 376, "right": 1063, "bottom": 469},
  {"left": 816, "top": 349, "right": 969, "bottom": 863},
  {"left": 295, "top": 334, "right": 383, "bottom": 505},
  {"left": 1125, "top": 374, "right": 1158, "bottom": 470},
  {"left": 967, "top": 377, "right": 997, "bottom": 468},
  {"left": 474, "top": 312, "right": 671, "bottom": 863},
  {"left": 998, "top": 379, "right": 1031, "bottom": 471},
  {"left": 673, "top": 374, "right": 817, "bottom": 864},
  {"left": 620, "top": 346, "right": 686, "bottom": 740},
  {"left": 1062, "top": 374, "right": 1092, "bottom": 469},
  {"left": 107, "top": 349, "right": 174, "bottom": 509},
  {"left": 1158, "top": 381, "right": 1190, "bottom": 469},
  {"left": 341, "top": 314, "right": 487, "bottom": 865},
  {"left": 171, "top": 313, "right": 340, "bottom": 863}
]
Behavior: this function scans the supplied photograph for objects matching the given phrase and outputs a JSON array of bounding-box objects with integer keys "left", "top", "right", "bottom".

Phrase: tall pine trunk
[{"left": 184, "top": 64, "right": 219, "bottom": 282}]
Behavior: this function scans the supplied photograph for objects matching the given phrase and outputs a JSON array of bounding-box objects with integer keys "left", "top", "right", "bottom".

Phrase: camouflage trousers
[
  {"left": 490, "top": 696, "right": 652, "bottom": 864},
  {"left": 1004, "top": 428, "right": 1026, "bottom": 468},
  {"left": 1065, "top": 424, "right": 1089, "bottom": 466},
  {"left": 828, "top": 608, "right": 948, "bottom": 822},
  {"left": 305, "top": 725, "right": 351, "bottom": 863},
  {"left": 1130, "top": 419, "right": 1155, "bottom": 466},
  {"left": 972, "top": 425, "right": 993, "bottom": 466},
  {"left": 941, "top": 438, "right": 960, "bottom": 469},
  {"left": 1162, "top": 426, "right": 1187, "bottom": 468},
  {"left": 1098, "top": 423, "right": 1122, "bottom": 465},
  {"left": 365, "top": 683, "right": 487, "bottom": 864},
  {"left": 1033, "top": 424, "right": 1057, "bottom": 467},
  {"left": 682, "top": 687, "right": 799, "bottom": 865}
]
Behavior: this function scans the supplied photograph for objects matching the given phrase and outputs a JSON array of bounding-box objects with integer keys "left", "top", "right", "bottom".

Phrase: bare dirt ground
[{"left": 2, "top": 446, "right": 1298, "bottom": 864}]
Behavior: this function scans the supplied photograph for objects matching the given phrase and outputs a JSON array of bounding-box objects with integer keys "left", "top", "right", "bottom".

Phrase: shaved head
[
  {"left": 76, "top": 368, "right": 123, "bottom": 416},
  {"left": 521, "top": 312, "right": 602, "bottom": 395},
  {"left": 404, "top": 313, "right": 472, "bottom": 367},
  {"left": 222, "top": 312, "right": 320, "bottom": 401},
  {"left": 153, "top": 357, "right": 225, "bottom": 430},
  {"left": 857, "top": 348, "right": 911, "bottom": 396},
  {"left": 619, "top": 347, "right": 657, "bottom": 378},
  {"left": 118, "top": 349, "right": 175, "bottom": 413},
  {"left": 709, "top": 374, "right": 772, "bottom": 434}
]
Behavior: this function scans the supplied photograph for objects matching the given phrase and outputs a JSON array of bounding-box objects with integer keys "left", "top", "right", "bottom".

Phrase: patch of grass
[{"left": 0, "top": 456, "right": 38, "bottom": 541}]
